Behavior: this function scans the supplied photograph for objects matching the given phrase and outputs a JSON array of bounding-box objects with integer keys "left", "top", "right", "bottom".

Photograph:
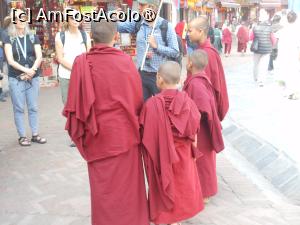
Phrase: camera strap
[{"left": 16, "top": 35, "right": 27, "bottom": 60}]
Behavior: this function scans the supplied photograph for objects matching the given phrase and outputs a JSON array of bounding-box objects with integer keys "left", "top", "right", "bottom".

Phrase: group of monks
[{"left": 63, "top": 16, "right": 229, "bottom": 225}]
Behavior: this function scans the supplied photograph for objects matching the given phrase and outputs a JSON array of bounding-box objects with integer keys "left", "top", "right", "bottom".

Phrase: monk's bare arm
[
  {"left": 193, "top": 134, "right": 198, "bottom": 161},
  {"left": 86, "top": 32, "right": 92, "bottom": 51},
  {"left": 55, "top": 35, "right": 72, "bottom": 71}
]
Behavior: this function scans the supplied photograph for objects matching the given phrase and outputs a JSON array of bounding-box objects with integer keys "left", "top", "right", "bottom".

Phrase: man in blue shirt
[{"left": 118, "top": 0, "right": 179, "bottom": 100}]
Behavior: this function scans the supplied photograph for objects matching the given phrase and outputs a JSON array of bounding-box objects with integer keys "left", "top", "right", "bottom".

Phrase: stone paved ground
[
  {"left": 1, "top": 51, "right": 300, "bottom": 225},
  {"left": 221, "top": 50, "right": 300, "bottom": 166}
]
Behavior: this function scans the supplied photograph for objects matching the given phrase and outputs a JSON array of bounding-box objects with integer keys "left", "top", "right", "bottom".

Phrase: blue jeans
[{"left": 9, "top": 77, "right": 40, "bottom": 137}]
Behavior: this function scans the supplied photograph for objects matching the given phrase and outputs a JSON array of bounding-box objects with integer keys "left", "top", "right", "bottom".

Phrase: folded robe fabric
[
  {"left": 198, "top": 39, "right": 229, "bottom": 121},
  {"left": 63, "top": 44, "right": 143, "bottom": 162},
  {"left": 140, "top": 90, "right": 203, "bottom": 223},
  {"left": 183, "top": 72, "right": 224, "bottom": 153}
]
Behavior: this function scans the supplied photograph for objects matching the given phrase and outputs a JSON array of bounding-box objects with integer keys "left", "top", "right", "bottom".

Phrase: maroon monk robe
[
  {"left": 63, "top": 44, "right": 149, "bottom": 225},
  {"left": 237, "top": 25, "right": 249, "bottom": 52},
  {"left": 183, "top": 72, "right": 225, "bottom": 198},
  {"left": 198, "top": 38, "right": 229, "bottom": 121},
  {"left": 140, "top": 89, "right": 204, "bottom": 224}
]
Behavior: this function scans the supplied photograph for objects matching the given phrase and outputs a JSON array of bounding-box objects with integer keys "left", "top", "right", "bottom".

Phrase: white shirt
[{"left": 55, "top": 31, "right": 90, "bottom": 79}]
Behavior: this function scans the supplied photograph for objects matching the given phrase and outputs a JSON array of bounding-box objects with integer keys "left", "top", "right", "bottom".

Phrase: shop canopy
[
  {"left": 217, "top": 0, "right": 241, "bottom": 8},
  {"left": 260, "top": 0, "right": 288, "bottom": 8}
]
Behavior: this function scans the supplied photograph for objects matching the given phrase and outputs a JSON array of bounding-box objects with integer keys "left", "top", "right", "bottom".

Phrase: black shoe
[
  {"left": 0, "top": 96, "right": 6, "bottom": 102},
  {"left": 70, "top": 142, "right": 76, "bottom": 147}
]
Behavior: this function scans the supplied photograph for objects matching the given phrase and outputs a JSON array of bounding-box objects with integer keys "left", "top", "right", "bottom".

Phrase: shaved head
[
  {"left": 91, "top": 20, "right": 117, "bottom": 44},
  {"left": 189, "top": 16, "right": 209, "bottom": 35},
  {"left": 158, "top": 61, "right": 181, "bottom": 85},
  {"left": 189, "top": 50, "right": 208, "bottom": 71}
]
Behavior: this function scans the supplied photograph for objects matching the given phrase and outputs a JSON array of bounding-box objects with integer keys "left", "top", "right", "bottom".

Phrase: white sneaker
[{"left": 258, "top": 81, "right": 264, "bottom": 87}]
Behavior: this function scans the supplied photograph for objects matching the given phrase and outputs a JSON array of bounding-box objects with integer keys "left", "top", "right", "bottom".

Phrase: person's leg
[
  {"left": 26, "top": 77, "right": 39, "bottom": 135},
  {"left": 59, "top": 77, "right": 70, "bottom": 105},
  {"left": 253, "top": 53, "right": 261, "bottom": 82},
  {"left": 139, "top": 70, "right": 149, "bottom": 100},
  {"left": 8, "top": 77, "right": 26, "bottom": 137},
  {"left": 139, "top": 70, "right": 153, "bottom": 101},
  {"left": 268, "top": 54, "right": 273, "bottom": 71},
  {"left": 148, "top": 72, "right": 159, "bottom": 98},
  {"left": 228, "top": 42, "right": 232, "bottom": 54},
  {"left": 0, "top": 57, "right": 5, "bottom": 102},
  {"left": 258, "top": 54, "right": 270, "bottom": 84}
]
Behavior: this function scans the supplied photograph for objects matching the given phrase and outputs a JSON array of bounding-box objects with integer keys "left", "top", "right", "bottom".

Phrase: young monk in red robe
[
  {"left": 140, "top": 61, "right": 204, "bottom": 225},
  {"left": 63, "top": 20, "right": 149, "bottom": 225},
  {"left": 188, "top": 16, "right": 229, "bottom": 121},
  {"left": 183, "top": 50, "right": 225, "bottom": 203}
]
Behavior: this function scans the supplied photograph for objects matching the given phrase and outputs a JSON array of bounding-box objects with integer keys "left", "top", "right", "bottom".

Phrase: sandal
[
  {"left": 31, "top": 135, "right": 47, "bottom": 144},
  {"left": 288, "top": 93, "right": 299, "bottom": 100},
  {"left": 18, "top": 137, "right": 31, "bottom": 146}
]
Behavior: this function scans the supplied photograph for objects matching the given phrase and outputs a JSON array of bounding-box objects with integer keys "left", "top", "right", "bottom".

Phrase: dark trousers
[
  {"left": 268, "top": 55, "right": 274, "bottom": 71},
  {"left": 139, "top": 70, "right": 159, "bottom": 101}
]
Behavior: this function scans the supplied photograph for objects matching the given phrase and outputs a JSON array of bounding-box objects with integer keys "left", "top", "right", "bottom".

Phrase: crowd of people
[{"left": 0, "top": 0, "right": 299, "bottom": 224}]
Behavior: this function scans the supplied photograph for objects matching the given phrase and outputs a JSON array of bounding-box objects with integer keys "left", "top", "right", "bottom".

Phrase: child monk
[
  {"left": 183, "top": 50, "right": 225, "bottom": 203},
  {"left": 140, "top": 61, "right": 204, "bottom": 225}
]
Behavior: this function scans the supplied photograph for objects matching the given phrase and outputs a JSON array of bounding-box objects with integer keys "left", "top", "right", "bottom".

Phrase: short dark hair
[
  {"left": 91, "top": 20, "right": 117, "bottom": 44},
  {"left": 189, "top": 49, "right": 208, "bottom": 71},
  {"left": 287, "top": 11, "right": 297, "bottom": 23},
  {"left": 158, "top": 61, "right": 181, "bottom": 85},
  {"left": 272, "top": 15, "right": 281, "bottom": 23}
]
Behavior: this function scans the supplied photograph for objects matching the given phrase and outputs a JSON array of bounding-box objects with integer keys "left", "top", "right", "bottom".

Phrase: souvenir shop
[{"left": 4, "top": 0, "right": 136, "bottom": 84}]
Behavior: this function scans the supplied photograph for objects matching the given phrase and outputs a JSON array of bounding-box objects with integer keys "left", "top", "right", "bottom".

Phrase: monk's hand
[{"left": 148, "top": 35, "right": 158, "bottom": 49}]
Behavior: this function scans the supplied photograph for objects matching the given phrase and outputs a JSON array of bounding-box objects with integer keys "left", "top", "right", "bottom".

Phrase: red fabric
[
  {"left": 125, "top": 0, "right": 133, "bottom": 7},
  {"left": 238, "top": 42, "right": 247, "bottom": 52},
  {"left": 63, "top": 44, "right": 143, "bottom": 162},
  {"left": 63, "top": 44, "right": 148, "bottom": 225},
  {"left": 224, "top": 43, "right": 232, "bottom": 54},
  {"left": 140, "top": 90, "right": 204, "bottom": 224},
  {"left": 88, "top": 147, "right": 149, "bottom": 225},
  {"left": 175, "top": 21, "right": 185, "bottom": 38},
  {"left": 237, "top": 25, "right": 249, "bottom": 44},
  {"left": 183, "top": 73, "right": 225, "bottom": 198},
  {"left": 183, "top": 73, "right": 224, "bottom": 153},
  {"left": 222, "top": 28, "right": 232, "bottom": 44},
  {"left": 198, "top": 39, "right": 229, "bottom": 121}
]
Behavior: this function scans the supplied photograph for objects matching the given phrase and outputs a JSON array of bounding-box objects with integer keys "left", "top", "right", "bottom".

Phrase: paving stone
[
  {"left": 1, "top": 54, "right": 300, "bottom": 225},
  {"left": 255, "top": 150, "right": 279, "bottom": 170},
  {"left": 232, "top": 134, "right": 263, "bottom": 157}
]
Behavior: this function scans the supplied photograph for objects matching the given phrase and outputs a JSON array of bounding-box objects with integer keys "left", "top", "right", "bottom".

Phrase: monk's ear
[{"left": 113, "top": 32, "right": 120, "bottom": 43}]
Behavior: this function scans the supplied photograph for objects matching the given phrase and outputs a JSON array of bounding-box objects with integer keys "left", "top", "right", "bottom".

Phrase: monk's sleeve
[
  {"left": 63, "top": 55, "right": 97, "bottom": 160},
  {"left": 188, "top": 81, "right": 224, "bottom": 153},
  {"left": 139, "top": 99, "right": 178, "bottom": 220},
  {"left": 208, "top": 53, "right": 229, "bottom": 121}
]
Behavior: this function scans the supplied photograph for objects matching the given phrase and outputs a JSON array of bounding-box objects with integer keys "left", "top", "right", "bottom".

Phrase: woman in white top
[{"left": 55, "top": 8, "right": 91, "bottom": 104}]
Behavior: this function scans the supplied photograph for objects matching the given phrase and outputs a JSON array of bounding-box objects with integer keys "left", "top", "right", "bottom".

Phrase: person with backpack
[
  {"left": 3, "top": 9, "right": 46, "bottom": 146},
  {"left": 55, "top": 8, "right": 91, "bottom": 105},
  {"left": 0, "top": 23, "right": 5, "bottom": 102},
  {"left": 117, "top": 0, "right": 179, "bottom": 101},
  {"left": 249, "top": 9, "right": 276, "bottom": 87},
  {"left": 55, "top": 8, "right": 91, "bottom": 147}
]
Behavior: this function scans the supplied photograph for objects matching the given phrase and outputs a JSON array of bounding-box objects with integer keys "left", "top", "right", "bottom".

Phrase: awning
[
  {"left": 217, "top": 0, "right": 241, "bottom": 8},
  {"left": 260, "top": 0, "right": 287, "bottom": 8}
]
